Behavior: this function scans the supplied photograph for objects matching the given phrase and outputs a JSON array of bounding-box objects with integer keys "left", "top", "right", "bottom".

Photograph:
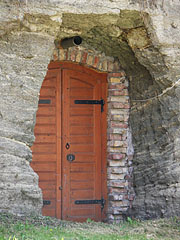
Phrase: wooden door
[
  {"left": 31, "top": 68, "right": 61, "bottom": 217},
  {"left": 31, "top": 62, "right": 107, "bottom": 222}
]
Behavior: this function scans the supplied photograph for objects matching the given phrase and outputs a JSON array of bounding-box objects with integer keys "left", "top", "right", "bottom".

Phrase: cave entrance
[{"left": 31, "top": 61, "right": 107, "bottom": 222}]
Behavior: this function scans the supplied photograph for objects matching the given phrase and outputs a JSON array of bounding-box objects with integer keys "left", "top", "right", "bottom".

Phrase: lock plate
[{"left": 67, "top": 154, "right": 75, "bottom": 162}]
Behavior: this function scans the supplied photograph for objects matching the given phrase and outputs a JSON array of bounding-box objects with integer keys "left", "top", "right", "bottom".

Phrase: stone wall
[
  {"left": 0, "top": 31, "right": 55, "bottom": 215},
  {"left": 0, "top": 0, "right": 180, "bottom": 221}
]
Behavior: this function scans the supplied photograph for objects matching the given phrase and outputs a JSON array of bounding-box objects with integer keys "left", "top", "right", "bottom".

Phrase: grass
[{"left": 0, "top": 213, "right": 180, "bottom": 240}]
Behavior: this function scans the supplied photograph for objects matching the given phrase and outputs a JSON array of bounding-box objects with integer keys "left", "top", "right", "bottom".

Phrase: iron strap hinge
[
  {"left": 39, "top": 99, "right": 51, "bottom": 104},
  {"left": 43, "top": 200, "right": 51, "bottom": 205},
  {"left": 75, "top": 198, "right": 106, "bottom": 210},
  {"left": 74, "top": 99, "right": 105, "bottom": 112}
]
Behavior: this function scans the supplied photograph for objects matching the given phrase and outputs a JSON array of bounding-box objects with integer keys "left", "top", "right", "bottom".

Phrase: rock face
[
  {"left": 0, "top": 0, "right": 180, "bottom": 220},
  {"left": 0, "top": 30, "right": 54, "bottom": 215}
]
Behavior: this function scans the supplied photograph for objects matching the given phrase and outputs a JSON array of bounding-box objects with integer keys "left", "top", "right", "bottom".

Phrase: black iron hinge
[
  {"left": 75, "top": 197, "right": 106, "bottom": 210},
  {"left": 74, "top": 99, "right": 105, "bottom": 112},
  {"left": 43, "top": 200, "right": 51, "bottom": 205}
]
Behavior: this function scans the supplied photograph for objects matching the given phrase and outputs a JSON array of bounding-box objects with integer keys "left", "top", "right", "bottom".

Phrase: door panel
[
  {"left": 31, "top": 62, "right": 107, "bottom": 222},
  {"left": 62, "top": 69, "right": 103, "bottom": 222}
]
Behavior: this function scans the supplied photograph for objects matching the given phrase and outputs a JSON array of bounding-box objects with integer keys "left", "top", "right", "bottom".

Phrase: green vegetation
[{"left": 0, "top": 213, "right": 180, "bottom": 240}]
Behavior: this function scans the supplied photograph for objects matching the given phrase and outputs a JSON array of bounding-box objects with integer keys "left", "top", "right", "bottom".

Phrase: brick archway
[{"left": 47, "top": 46, "right": 134, "bottom": 222}]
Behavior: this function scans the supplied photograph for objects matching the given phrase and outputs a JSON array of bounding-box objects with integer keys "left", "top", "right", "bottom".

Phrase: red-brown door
[
  {"left": 31, "top": 62, "right": 107, "bottom": 221},
  {"left": 31, "top": 68, "right": 61, "bottom": 217}
]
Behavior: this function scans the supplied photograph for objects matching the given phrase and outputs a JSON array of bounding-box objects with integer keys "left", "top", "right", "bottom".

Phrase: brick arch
[
  {"left": 49, "top": 45, "right": 134, "bottom": 222},
  {"left": 51, "top": 46, "right": 121, "bottom": 73}
]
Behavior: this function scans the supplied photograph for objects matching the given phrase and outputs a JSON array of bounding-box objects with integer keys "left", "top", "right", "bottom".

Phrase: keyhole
[{"left": 66, "top": 143, "right": 70, "bottom": 149}]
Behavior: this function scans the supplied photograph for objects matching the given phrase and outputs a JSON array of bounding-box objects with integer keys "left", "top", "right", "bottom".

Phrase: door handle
[{"left": 67, "top": 154, "right": 75, "bottom": 162}]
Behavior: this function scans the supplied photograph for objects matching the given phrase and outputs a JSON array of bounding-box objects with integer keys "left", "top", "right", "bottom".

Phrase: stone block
[
  {"left": 109, "top": 193, "right": 124, "bottom": 201},
  {"left": 102, "top": 60, "right": 108, "bottom": 71},
  {"left": 108, "top": 146, "right": 127, "bottom": 153},
  {"left": 109, "top": 77, "right": 122, "bottom": 83},
  {"left": 107, "top": 153, "right": 126, "bottom": 160},
  {"left": 110, "top": 200, "right": 129, "bottom": 208},
  {"left": 108, "top": 167, "right": 123, "bottom": 174},
  {"left": 108, "top": 160, "right": 126, "bottom": 167},
  {"left": 111, "top": 114, "right": 124, "bottom": 121},
  {"left": 108, "top": 83, "right": 126, "bottom": 90},
  {"left": 108, "top": 180, "right": 128, "bottom": 188},
  {"left": 59, "top": 49, "right": 66, "bottom": 61},
  {"left": 108, "top": 128, "right": 127, "bottom": 134},
  {"left": 108, "top": 140, "right": 125, "bottom": 147},
  {"left": 108, "top": 173, "right": 125, "bottom": 180},
  {"left": 87, "top": 54, "right": 94, "bottom": 66},
  {"left": 110, "top": 89, "right": 129, "bottom": 96},
  {"left": 70, "top": 49, "right": 76, "bottom": 61},
  {"left": 108, "top": 134, "right": 122, "bottom": 140},
  {"left": 53, "top": 49, "right": 58, "bottom": 61},
  {"left": 108, "top": 96, "right": 129, "bottom": 103},
  {"left": 75, "top": 51, "right": 82, "bottom": 62},
  {"left": 108, "top": 61, "right": 114, "bottom": 72}
]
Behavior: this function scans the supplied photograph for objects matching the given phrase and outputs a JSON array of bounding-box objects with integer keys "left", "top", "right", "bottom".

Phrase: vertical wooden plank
[
  {"left": 94, "top": 80, "right": 102, "bottom": 221},
  {"left": 56, "top": 69, "right": 62, "bottom": 219},
  {"left": 62, "top": 70, "right": 71, "bottom": 220}
]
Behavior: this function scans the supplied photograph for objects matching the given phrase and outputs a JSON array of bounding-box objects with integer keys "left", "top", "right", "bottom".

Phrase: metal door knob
[{"left": 67, "top": 154, "right": 75, "bottom": 162}]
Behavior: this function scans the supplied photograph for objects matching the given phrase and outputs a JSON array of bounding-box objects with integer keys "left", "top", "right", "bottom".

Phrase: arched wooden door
[{"left": 31, "top": 62, "right": 107, "bottom": 222}]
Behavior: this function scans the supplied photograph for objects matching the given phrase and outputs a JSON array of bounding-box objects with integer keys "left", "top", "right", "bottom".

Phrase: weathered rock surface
[
  {"left": 0, "top": 0, "right": 180, "bottom": 220},
  {"left": 0, "top": 27, "right": 54, "bottom": 215}
]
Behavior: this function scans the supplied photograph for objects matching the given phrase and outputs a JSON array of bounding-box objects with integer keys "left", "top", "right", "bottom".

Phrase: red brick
[
  {"left": 64, "top": 49, "right": 68, "bottom": 60},
  {"left": 108, "top": 90, "right": 129, "bottom": 97},
  {"left": 108, "top": 180, "right": 127, "bottom": 188},
  {"left": 59, "top": 49, "right": 66, "bottom": 61},
  {"left": 124, "top": 103, "right": 130, "bottom": 109},
  {"left": 93, "top": 56, "right": 99, "bottom": 68},
  {"left": 67, "top": 48, "right": 72, "bottom": 60},
  {"left": 82, "top": 52, "right": 88, "bottom": 64},
  {"left": 108, "top": 84, "right": 126, "bottom": 90},
  {"left": 108, "top": 187, "right": 128, "bottom": 194},
  {"left": 110, "top": 122, "right": 128, "bottom": 128},
  {"left": 107, "top": 153, "right": 125, "bottom": 160},
  {"left": 108, "top": 72, "right": 126, "bottom": 77},
  {"left": 110, "top": 89, "right": 129, "bottom": 96},
  {"left": 108, "top": 134, "right": 122, "bottom": 140},
  {"left": 53, "top": 49, "right": 58, "bottom": 61},
  {"left": 70, "top": 49, "right": 76, "bottom": 61},
  {"left": 111, "top": 102, "right": 129, "bottom": 109}
]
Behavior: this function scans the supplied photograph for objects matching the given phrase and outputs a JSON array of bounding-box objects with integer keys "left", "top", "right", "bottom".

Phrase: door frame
[{"left": 48, "top": 61, "right": 108, "bottom": 221}]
